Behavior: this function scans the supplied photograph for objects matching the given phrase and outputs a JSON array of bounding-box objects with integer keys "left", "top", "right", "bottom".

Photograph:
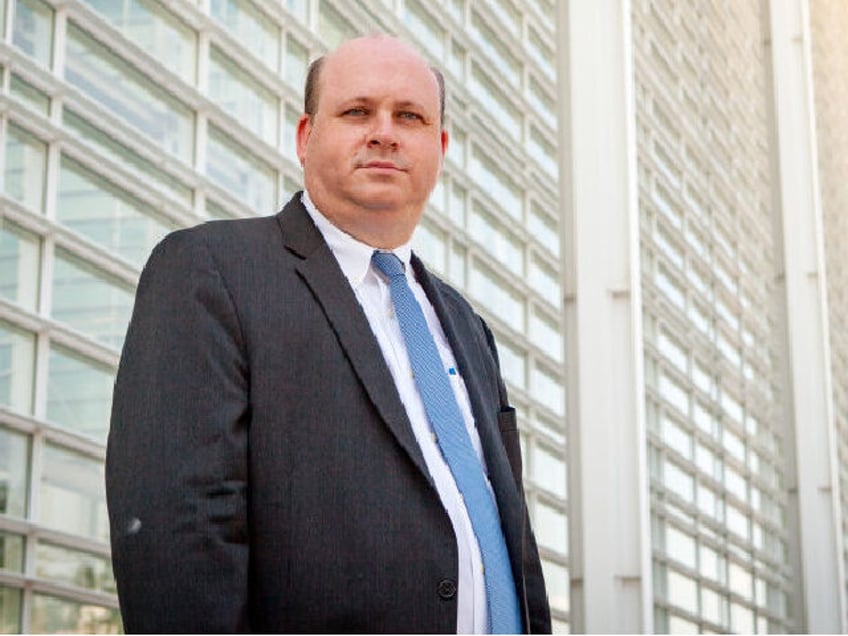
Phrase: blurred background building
[{"left": 0, "top": 0, "right": 843, "bottom": 632}]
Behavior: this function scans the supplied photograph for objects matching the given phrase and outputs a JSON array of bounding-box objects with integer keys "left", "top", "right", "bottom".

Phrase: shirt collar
[{"left": 301, "top": 190, "right": 413, "bottom": 287}]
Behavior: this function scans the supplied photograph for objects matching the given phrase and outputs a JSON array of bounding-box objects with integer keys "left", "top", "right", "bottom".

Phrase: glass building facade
[
  {"left": 0, "top": 0, "right": 846, "bottom": 633},
  {"left": 0, "top": 0, "right": 566, "bottom": 631}
]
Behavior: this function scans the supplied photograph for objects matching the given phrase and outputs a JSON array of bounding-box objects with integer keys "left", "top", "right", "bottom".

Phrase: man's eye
[
  {"left": 398, "top": 111, "right": 423, "bottom": 121},
  {"left": 344, "top": 108, "right": 367, "bottom": 116}
]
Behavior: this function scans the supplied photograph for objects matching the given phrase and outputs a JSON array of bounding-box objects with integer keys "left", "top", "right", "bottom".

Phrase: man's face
[{"left": 296, "top": 37, "right": 448, "bottom": 249}]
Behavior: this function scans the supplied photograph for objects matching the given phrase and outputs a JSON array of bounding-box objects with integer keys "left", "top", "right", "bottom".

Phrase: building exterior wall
[
  {"left": 810, "top": 0, "right": 848, "bottom": 628},
  {"left": 0, "top": 0, "right": 567, "bottom": 631}
]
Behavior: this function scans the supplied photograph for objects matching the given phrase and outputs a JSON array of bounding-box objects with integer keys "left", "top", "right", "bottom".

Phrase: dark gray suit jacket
[{"left": 106, "top": 193, "right": 551, "bottom": 633}]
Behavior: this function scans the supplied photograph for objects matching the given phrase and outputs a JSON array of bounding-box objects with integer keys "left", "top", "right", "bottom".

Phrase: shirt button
[{"left": 437, "top": 578, "right": 457, "bottom": 600}]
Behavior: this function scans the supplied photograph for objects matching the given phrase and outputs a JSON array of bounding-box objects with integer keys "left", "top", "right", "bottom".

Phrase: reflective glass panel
[
  {"left": 412, "top": 220, "right": 446, "bottom": 274},
  {"left": 29, "top": 593, "right": 120, "bottom": 634},
  {"left": 51, "top": 249, "right": 134, "bottom": 350},
  {"left": 12, "top": 0, "right": 53, "bottom": 67},
  {"left": 317, "top": 0, "right": 357, "bottom": 49},
  {"left": 285, "top": 37, "right": 308, "bottom": 91},
  {"left": 469, "top": 64, "right": 520, "bottom": 140},
  {"left": 0, "top": 219, "right": 40, "bottom": 312},
  {"left": 209, "top": 0, "right": 278, "bottom": 71},
  {"left": 529, "top": 256, "right": 560, "bottom": 308},
  {"left": 470, "top": 149, "right": 521, "bottom": 219},
  {"left": 36, "top": 542, "right": 116, "bottom": 594},
  {"left": 534, "top": 499, "right": 567, "bottom": 553},
  {"left": 4, "top": 122, "right": 47, "bottom": 212},
  {"left": 529, "top": 309, "right": 563, "bottom": 363},
  {"left": 10, "top": 74, "right": 50, "bottom": 115},
  {"left": 46, "top": 346, "right": 114, "bottom": 443},
  {"left": 57, "top": 155, "right": 174, "bottom": 267},
  {"left": 531, "top": 364, "right": 565, "bottom": 417},
  {"left": 470, "top": 11, "right": 520, "bottom": 85},
  {"left": 80, "top": 0, "right": 196, "bottom": 83},
  {"left": 468, "top": 203, "right": 523, "bottom": 275},
  {"left": 63, "top": 109, "right": 193, "bottom": 206},
  {"left": 65, "top": 23, "right": 194, "bottom": 163},
  {"left": 405, "top": 0, "right": 445, "bottom": 60},
  {"left": 0, "top": 531, "right": 24, "bottom": 572},
  {"left": 206, "top": 126, "right": 277, "bottom": 214},
  {"left": 528, "top": 202, "right": 560, "bottom": 257},
  {"left": 532, "top": 443, "right": 566, "bottom": 498},
  {"left": 0, "top": 426, "right": 29, "bottom": 517},
  {"left": 540, "top": 558, "right": 569, "bottom": 613},
  {"left": 0, "top": 321, "right": 36, "bottom": 417},
  {"left": 39, "top": 444, "right": 109, "bottom": 542},
  {"left": 208, "top": 45, "right": 278, "bottom": 145},
  {"left": 0, "top": 586, "right": 21, "bottom": 633},
  {"left": 468, "top": 261, "right": 524, "bottom": 331},
  {"left": 496, "top": 337, "right": 525, "bottom": 390}
]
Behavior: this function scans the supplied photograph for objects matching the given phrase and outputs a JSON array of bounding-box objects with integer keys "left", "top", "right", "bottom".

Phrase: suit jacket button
[{"left": 437, "top": 578, "right": 457, "bottom": 600}]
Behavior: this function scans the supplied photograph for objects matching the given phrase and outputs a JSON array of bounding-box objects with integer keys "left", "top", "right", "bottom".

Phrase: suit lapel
[{"left": 275, "top": 197, "right": 433, "bottom": 486}]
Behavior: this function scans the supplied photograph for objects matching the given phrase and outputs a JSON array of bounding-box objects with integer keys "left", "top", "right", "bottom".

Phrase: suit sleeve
[
  {"left": 480, "top": 317, "right": 553, "bottom": 634},
  {"left": 106, "top": 229, "right": 250, "bottom": 633}
]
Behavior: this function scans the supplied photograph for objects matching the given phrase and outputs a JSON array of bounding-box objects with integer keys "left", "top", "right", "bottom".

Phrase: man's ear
[{"left": 296, "top": 114, "right": 312, "bottom": 167}]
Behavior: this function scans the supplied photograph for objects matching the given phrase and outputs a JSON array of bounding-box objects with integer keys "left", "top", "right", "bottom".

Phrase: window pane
[
  {"left": 0, "top": 531, "right": 25, "bottom": 572},
  {"left": 405, "top": 0, "right": 445, "bottom": 60},
  {"left": 12, "top": 0, "right": 53, "bottom": 67},
  {"left": 285, "top": 37, "right": 308, "bottom": 91},
  {"left": 208, "top": 45, "right": 278, "bottom": 145},
  {"left": 529, "top": 309, "right": 563, "bottom": 363},
  {"left": 46, "top": 346, "right": 114, "bottom": 443},
  {"left": 497, "top": 337, "right": 525, "bottom": 390},
  {"left": 29, "top": 593, "right": 120, "bottom": 634},
  {"left": 51, "top": 249, "right": 134, "bottom": 350},
  {"left": 470, "top": 148, "right": 521, "bottom": 219},
  {"left": 65, "top": 22, "right": 194, "bottom": 163},
  {"left": 4, "top": 123, "right": 47, "bottom": 212},
  {"left": 317, "top": 1, "right": 357, "bottom": 49},
  {"left": 540, "top": 559, "right": 569, "bottom": 613},
  {"left": 209, "top": 0, "right": 278, "bottom": 71},
  {"left": 10, "top": 73, "right": 50, "bottom": 115},
  {"left": 468, "top": 203, "right": 523, "bottom": 276},
  {"left": 532, "top": 443, "right": 566, "bottom": 498},
  {"left": 470, "top": 11, "right": 520, "bottom": 85},
  {"left": 63, "top": 110, "right": 193, "bottom": 206},
  {"left": 529, "top": 202, "right": 560, "bottom": 257},
  {"left": 0, "top": 219, "right": 40, "bottom": 312},
  {"left": 0, "top": 586, "right": 21, "bottom": 633},
  {"left": 39, "top": 444, "right": 109, "bottom": 543},
  {"left": 469, "top": 63, "right": 520, "bottom": 140},
  {"left": 0, "top": 426, "right": 29, "bottom": 518},
  {"left": 36, "top": 542, "right": 116, "bottom": 594},
  {"left": 534, "top": 499, "right": 567, "bottom": 553},
  {"left": 57, "top": 155, "right": 174, "bottom": 266},
  {"left": 0, "top": 321, "right": 36, "bottom": 417},
  {"left": 80, "top": 0, "right": 196, "bottom": 83},
  {"left": 206, "top": 125, "right": 277, "bottom": 213},
  {"left": 531, "top": 364, "right": 565, "bottom": 416},
  {"left": 529, "top": 255, "right": 561, "bottom": 308},
  {"left": 412, "top": 220, "right": 446, "bottom": 274},
  {"left": 468, "top": 261, "right": 524, "bottom": 331}
]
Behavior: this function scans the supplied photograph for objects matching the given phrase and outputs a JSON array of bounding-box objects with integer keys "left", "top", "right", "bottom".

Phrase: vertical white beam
[
  {"left": 766, "top": 0, "right": 847, "bottom": 632},
  {"left": 557, "top": 1, "right": 652, "bottom": 632}
]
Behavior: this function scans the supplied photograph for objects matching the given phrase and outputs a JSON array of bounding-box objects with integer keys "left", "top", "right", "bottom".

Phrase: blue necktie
[{"left": 372, "top": 251, "right": 522, "bottom": 634}]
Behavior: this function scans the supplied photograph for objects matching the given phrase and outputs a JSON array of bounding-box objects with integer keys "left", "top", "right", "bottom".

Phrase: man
[{"left": 106, "top": 35, "right": 550, "bottom": 633}]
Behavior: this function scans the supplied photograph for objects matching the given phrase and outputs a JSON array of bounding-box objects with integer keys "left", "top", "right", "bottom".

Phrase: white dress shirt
[{"left": 302, "top": 191, "right": 490, "bottom": 633}]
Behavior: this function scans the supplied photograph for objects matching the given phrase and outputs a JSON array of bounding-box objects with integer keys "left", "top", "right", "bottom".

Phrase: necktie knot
[{"left": 372, "top": 251, "right": 405, "bottom": 279}]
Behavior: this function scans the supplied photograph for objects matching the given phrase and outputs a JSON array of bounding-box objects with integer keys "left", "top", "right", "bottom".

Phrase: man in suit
[{"left": 106, "top": 34, "right": 550, "bottom": 633}]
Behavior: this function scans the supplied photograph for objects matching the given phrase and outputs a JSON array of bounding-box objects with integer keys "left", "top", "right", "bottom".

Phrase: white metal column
[
  {"left": 765, "top": 0, "right": 847, "bottom": 631},
  {"left": 557, "top": 1, "right": 653, "bottom": 632}
]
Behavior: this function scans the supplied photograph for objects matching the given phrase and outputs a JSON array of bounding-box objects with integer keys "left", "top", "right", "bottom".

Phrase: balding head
[{"left": 304, "top": 35, "right": 445, "bottom": 127}]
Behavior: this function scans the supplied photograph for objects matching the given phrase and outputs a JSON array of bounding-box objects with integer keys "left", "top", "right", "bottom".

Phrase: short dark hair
[{"left": 303, "top": 55, "right": 446, "bottom": 126}]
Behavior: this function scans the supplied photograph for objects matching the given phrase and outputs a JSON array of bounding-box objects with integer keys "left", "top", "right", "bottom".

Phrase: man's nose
[{"left": 367, "top": 112, "right": 398, "bottom": 148}]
